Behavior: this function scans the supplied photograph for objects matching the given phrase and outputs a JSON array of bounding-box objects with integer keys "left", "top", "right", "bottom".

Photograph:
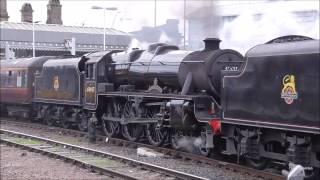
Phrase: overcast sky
[
  {"left": 7, "top": 0, "right": 187, "bottom": 32},
  {"left": 6, "top": 0, "right": 319, "bottom": 53},
  {"left": 6, "top": 0, "right": 319, "bottom": 33}
]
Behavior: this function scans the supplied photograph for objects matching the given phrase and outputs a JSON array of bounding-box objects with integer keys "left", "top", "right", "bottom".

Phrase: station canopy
[{"left": 0, "top": 22, "right": 132, "bottom": 53}]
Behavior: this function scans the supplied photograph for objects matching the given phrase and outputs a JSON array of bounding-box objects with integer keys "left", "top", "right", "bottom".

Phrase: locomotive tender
[
  {"left": 0, "top": 36, "right": 319, "bottom": 179},
  {"left": 33, "top": 56, "right": 88, "bottom": 130},
  {"left": 221, "top": 36, "right": 319, "bottom": 176}
]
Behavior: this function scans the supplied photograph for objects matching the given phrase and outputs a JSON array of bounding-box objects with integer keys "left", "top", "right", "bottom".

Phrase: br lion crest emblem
[{"left": 281, "top": 75, "right": 298, "bottom": 104}]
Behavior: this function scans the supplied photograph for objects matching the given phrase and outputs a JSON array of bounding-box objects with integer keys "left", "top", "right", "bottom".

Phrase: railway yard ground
[
  {"left": 1, "top": 144, "right": 113, "bottom": 180},
  {"left": 0, "top": 118, "right": 284, "bottom": 180}
]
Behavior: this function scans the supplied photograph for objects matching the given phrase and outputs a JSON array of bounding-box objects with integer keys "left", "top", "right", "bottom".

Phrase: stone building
[
  {"left": 0, "top": 0, "right": 9, "bottom": 21},
  {"left": 46, "top": 0, "right": 62, "bottom": 25},
  {"left": 20, "top": 3, "right": 33, "bottom": 23}
]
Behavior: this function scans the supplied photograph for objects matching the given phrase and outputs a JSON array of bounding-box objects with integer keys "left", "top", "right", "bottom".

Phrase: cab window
[{"left": 85, "top": 63, "right": 95, "bottom": 80}]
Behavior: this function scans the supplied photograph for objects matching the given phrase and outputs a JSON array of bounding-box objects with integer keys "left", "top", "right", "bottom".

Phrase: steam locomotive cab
[{"left": 83, "top": 50, "right": 123, "bottom": 110}]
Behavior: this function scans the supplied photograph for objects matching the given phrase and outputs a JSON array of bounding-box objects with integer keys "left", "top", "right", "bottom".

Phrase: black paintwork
[
  {"left": 179, "top": 47, "right": 244, "bottom": 98},
  {"left": 126, "top": 44, "right": 188, "bottom": 90},
  {"left": 111, "top": 39, "right": 244, "bottom": 97},
  {"left": 34, "top": 57, "right": 86, "bottom": 105},
  {"left": 83, "top": 40, "right": 243, "bottom": 114},
  {"left": 83, "top": 50, "right": 123, "bottom": 110},
  {"left": 222, "top": 39, "right": 320, "bottom": 133}
]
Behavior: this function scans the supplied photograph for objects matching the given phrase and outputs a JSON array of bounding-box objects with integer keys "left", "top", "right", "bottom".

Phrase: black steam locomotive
[{"left": 0, "top": 35, "right": 319, "bottom": 179}]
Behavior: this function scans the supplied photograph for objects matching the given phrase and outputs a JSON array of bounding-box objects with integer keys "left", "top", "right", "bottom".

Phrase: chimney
[
  {"left": 21, "top": 3, "right": 33, "bottom": 23},
  {"left": 203, "top": 38, "right": 221, "bottom": 51},
  {"left": 46, "top": 0, "right": 62, "bottom": 25},
  {"left": 0, "top": 0, "right": 9, "bottom": 21}
]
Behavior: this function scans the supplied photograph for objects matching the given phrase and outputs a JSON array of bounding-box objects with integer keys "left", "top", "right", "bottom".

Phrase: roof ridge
[{"left": 1, "top": 21, "right": 129, "bottom": 35}]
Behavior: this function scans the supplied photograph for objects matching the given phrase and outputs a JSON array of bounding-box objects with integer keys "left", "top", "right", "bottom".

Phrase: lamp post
[
  {"left": 92, "top": 6, "right": 118, "bottom": 51},
  {"left": 32, "top": 21, "right": 40, "bottom": 58},
  {"left": 154, "top": 0, "right": 157, "bottom": 27},
  {"left": 183, "top": 0, "right": 186, "bottom": 49}
]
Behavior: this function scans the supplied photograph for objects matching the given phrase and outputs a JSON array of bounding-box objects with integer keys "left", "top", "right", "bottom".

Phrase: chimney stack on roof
[
  {"left": 46, "top": 0, "right": 62, "bottom": 25},
  {"left": 0, "top": 0, "right": 9, "bottom": 22},
  {"left": 21, "top": 3, "right": 33, "bottom": 23}
]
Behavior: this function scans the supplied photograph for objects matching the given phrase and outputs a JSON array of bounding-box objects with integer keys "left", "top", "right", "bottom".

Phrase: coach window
[
  {"left": 22, "top": 70, "right": 27, "bottom": 87},
  {"left": 7, "top": 70, "right": 12, "bottom": 86},
  {"left": 16, "top": 71, "right": 26, "bottom": 87},
  {"left": 17, "top": 71, "right": 22, "bottom": 87},
  {"left": 0, "top": 71, "right": 5, "bottom": 87}
]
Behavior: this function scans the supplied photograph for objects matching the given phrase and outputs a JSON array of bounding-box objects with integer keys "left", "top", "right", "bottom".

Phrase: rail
[
  {"left": 0, "top": 119, "right": 285, "bottom": 180},
  {"left": 0, "top": 128, "right": 208, "bottom": 180}
]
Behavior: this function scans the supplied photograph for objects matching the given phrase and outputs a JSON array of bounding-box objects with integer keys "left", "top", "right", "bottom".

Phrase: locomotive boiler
[{"left": 111, "top": 38, "right": 244, "bottom": 100}]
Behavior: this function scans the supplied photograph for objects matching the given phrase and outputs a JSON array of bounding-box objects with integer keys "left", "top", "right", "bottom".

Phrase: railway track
[
  {"left": 0, "top": 128, "right": 207, "bottom": 180},
  {"left": 0, "top": 119, "right": 285, "bottom": 180}
]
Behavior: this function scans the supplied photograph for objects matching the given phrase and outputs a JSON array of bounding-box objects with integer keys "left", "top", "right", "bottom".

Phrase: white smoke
[
  {"left": 173, "top": 0, "right": 221, "bottom": 44},
  {"left": 176, "top": 136, "right": 202, "bottom": 153},
  {"left": 219, "top": 1, "right": 319, "bottom": 54},
  {"left": 128, "top": 31, "right": 174, "bottom": 51},
  {"left": 159, "top": 31, "right": 172, "bottom": 43},
  {"left": 128, "top": 38, "right": 149, "bottom": 51}
]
